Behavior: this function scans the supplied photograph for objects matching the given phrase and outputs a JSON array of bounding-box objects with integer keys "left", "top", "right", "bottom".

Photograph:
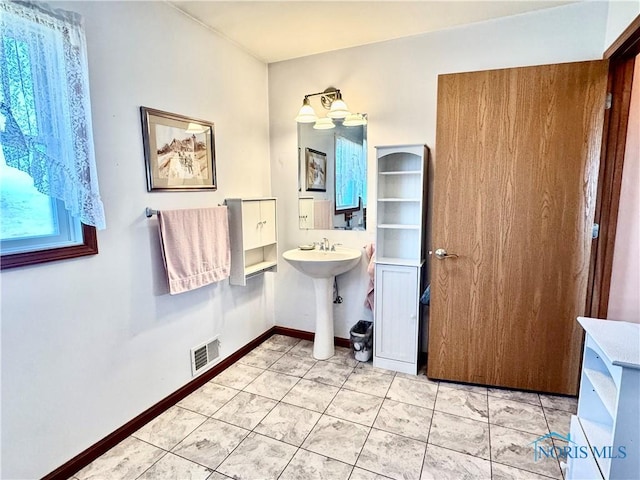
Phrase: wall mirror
[{"left": 297, "top": 118, "right": 367, "bottom": 230}]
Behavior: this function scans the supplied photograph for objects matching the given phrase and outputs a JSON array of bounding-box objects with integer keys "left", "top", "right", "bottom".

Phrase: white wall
[
  {"left": 605, "top": 0, "right": 640, "bottom": 51},
  {"left": 608, "top": 57, "right": 640, "bottom": 322},
  {"left": 268, "top": 2, "right": 609, "bottom": 339},
  {"left": 0, "top": 2, "right": 272, "bottom": 478}
]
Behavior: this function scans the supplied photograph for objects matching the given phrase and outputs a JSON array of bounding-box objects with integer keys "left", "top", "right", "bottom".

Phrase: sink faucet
[{"left": 320, "top": 238, "right": 329, "bottom": 251}]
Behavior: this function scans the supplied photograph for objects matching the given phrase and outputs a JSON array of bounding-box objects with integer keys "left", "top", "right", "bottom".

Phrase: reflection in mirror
[{"left": 297, "top": 118, "right": 367, "bottom": 230}]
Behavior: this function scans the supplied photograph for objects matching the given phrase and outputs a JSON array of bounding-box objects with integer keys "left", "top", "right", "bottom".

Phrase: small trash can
[{"left": 350, "top": 320, "right": 373, "bottom": 362}]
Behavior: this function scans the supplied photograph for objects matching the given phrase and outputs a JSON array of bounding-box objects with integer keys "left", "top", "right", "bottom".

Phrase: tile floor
[{"left": 72, "top": 335, "right": 578, "bottom": 480}]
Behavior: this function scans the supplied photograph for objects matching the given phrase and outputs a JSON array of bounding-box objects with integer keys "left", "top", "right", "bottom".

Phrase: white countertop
[{"left": 578, "top": 317, "right": 640, "bottom": 370}]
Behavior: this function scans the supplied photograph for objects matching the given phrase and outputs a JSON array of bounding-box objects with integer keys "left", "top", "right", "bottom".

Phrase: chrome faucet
[{"left": 320, "top": 237, "right": 329, "bottom": 251}]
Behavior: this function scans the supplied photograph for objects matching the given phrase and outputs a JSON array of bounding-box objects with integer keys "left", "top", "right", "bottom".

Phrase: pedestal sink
[{"left": 282, "top": 247, "right": 362, "bottom": 360}]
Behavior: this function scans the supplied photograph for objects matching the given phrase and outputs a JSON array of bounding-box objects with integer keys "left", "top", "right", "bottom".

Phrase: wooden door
[{"left": 427, "top": 60, "right": 608, "bottom": 395}]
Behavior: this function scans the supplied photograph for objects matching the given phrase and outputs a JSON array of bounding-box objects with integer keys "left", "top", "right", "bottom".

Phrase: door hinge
[
  {"left": 605, "top": 93, "right": 612, "bottom": 110},
  {"left": 592, "top": 223, "right": 600, "bottom": 239}
]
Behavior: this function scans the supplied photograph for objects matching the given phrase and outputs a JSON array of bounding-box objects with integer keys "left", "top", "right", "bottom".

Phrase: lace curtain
[{"left": 0, "top": 1, "right": 106, "bottom": 229}]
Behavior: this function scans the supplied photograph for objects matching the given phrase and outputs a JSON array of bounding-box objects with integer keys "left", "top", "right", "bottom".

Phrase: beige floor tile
[
  {"left": 435, "top": 385, "right": 488, "bottom": 422},
  {"left": 212, "top": 391, "right": 277, "bottom": 430},
  {"left": 269, "top": 353, "right": 317, "bottom": 377},
  {"left": 75, "top": 437, "right": 165, "bottom": 480},
  {"left": 211, "top": 362, "right": 264, "bottom": 390},
  {"left": 132, "top": 406, "right": 207, "bottom": 450},
  {"left": 421, "top": 444, "right": 491, "bottom": 480},
  {"left": 216, "top": 432, "right": 297, "bottom": 480},
  {"left": 488, "top": 396, "right": 549, "bottom": 435},
  {"left": 343, "top": 368, "right": 394, "bottom": 397},
  {"left": 356, "top": 428, "right": 427, "bottom": 480},
  {"left": 373, "top": 399, "right": 432, "bottom": 442},
  {"left": 243, "top": 370, "right": 299, "bottom": 400},
  {"left": 304, "top": 361, "right": 355, "bottom": 387},
  {"left": 177, "top": 382, "right": 239, "bottom": 416},
  {"left": 326, "top": 389, "right": 384, "bottom": 426},
  {"left": 171, "top": 418, "right": 249, "bottom": 469},
  {"left": 490, "top": 424, "right": 562, "bottom": 479},
  {"left": 281, "top": 378, "right": 340, "bottom": 412},
  {"left": 386, "top": 376, "right": 438, "bottom": 409},
  {"left": 428, "top": 411, "right": 490, "bottom": 459},
  {"left": 302, "top": 415, "right": 370, "bottom": 465},
  {"left": 254, "top": 402, "right": 321, "bottom": 446},
  {"left": 279, "top": 449, "right": 352, "bottom": 480},
  {"left": 137, "top": 452, "right": 212, "bottom": 479}
]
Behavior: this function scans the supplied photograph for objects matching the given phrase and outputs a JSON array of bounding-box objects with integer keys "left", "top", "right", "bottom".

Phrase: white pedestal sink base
[
  {"left": 281, "top": 247, "right": 362, "bottom": 361},
  {"left": 312, "top": 276, "right": 335, "bottom": 360}
]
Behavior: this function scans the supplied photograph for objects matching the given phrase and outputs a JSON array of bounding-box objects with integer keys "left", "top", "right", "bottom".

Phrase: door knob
[{"left": 434, "top": 248, "right": 458, "bottom": 260}]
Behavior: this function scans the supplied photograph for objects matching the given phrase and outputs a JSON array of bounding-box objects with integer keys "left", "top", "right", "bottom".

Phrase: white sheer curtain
[{"left": 0, "top": 1, "right": 106, "bottom": 229}]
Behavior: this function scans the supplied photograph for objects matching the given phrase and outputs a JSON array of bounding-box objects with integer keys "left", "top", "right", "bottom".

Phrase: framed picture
[
  {"left": 140, "top": 107, "right": 216, "bottom": 191},
  {"left": 305, "top": 148, "right": 327, "bottom": 192}
]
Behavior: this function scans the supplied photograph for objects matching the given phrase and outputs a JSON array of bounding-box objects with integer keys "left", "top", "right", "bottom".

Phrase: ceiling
[{"left": 169, "top": 1, "right": 581, "bottom": 63}]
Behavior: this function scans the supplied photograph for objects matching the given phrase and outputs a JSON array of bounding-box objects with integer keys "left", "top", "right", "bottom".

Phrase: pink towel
[
  {"left": 314, "top": 200, "right": 332, "bottom": 229},
  {"left": 364, "top": 242, "right": 375, "bottom": 310},
  {"left": 158, "top": 207, "right": 230, "bottom": 294}
]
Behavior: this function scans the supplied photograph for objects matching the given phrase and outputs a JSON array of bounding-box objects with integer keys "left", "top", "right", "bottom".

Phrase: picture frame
[
  {"left": 305, "top": 148, "right": 327, "bottom": 192},
  {"left": 140, "top": 106, "right": 217, "bottom": 191}
]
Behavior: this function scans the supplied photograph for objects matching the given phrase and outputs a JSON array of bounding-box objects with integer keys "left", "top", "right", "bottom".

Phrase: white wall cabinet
[
  {"left": 373, "top": 144, "right": 429, "bottom": 374},
  {"left": 567, "top": 317, "right": 639, "bottom": 480},
  {"left": 298, "top": 197, "right": 314, "bottom": 229},
  {"left": 226, "top": 198, "right": 278, "bottom": 286}
]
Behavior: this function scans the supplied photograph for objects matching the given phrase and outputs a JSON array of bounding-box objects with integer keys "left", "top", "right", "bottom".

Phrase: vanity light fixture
[
  {"left": 295, "top": 97, "right": 318, "bottom": 123},
  {"left": 343, "top": 113, "right": 368, "bottom": 127},
  {"left": 326, "top": 90, "right": 350, "bottom": 119},
  {"left": 296, "top": 87, "right": 362, "bottom": 129},
  {"left": 313, "top": 117, "right": 336, "bottom": 130}
]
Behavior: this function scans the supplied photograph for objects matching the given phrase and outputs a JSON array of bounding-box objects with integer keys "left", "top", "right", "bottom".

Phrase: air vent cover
[{"left": 190, "top": 336, "right": 220, "bottom": 376}]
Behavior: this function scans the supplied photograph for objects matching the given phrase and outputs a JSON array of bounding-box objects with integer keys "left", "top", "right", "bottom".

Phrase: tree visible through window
[{"left": 0, "top": 2, "right": 105, "bottom": 268}]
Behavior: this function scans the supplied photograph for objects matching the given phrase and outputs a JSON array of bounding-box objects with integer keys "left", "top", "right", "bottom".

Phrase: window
[
  {"left": 0, "top": 2, "right": 105, "bottom": 269},
  {"left": 335, "top": 135, "right": 367, "bottom": 213}
]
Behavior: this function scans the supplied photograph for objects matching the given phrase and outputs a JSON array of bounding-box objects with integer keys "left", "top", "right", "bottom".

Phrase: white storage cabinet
[
  {"left": 373, "top": 144, "right": 429, "bottom": 375},
  {"left": 567, "top": 317, "right": 639, "bottom": 480},
  {"left": 225, "top": 198, "right": 278, "bottom": 286}
]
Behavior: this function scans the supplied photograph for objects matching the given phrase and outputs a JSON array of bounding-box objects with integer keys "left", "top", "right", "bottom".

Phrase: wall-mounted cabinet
[
  {"left": 567, "top": 317, "right": 639, "bottom": 480},
  {"left": 373, "top": 145, "right": 429, "bottom": 374},
  {"left": 226, "top": 198, "right": 278, "bottom": 286},
  {"left": 298, "top": 197, "right": 314, "bottom": 229}
]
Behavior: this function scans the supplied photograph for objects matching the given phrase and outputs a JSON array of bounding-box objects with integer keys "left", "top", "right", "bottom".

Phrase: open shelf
[
  {"left": 379, "top": 170, "right": 422, "bottom": 176},
  {"left": 583, "top": 368, "right": 617, "bottom": 419},
  {"left": 378, "top": 224, "right": 420, "bottom": 229},
  {"left": 245, "top": 260, "right": 277, "bottom": 277}
]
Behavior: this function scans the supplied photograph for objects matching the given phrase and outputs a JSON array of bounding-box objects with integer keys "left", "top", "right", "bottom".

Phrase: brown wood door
[{"left": 427, "top": 60, "right": 608, "bottom": 395}]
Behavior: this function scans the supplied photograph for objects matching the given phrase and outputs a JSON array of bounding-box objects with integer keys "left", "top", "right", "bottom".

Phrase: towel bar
[{"left": 145, "top": 207, "right": 159, "bottom": 217}]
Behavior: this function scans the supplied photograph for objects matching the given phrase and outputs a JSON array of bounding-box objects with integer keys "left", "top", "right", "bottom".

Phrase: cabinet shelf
[
  {"left": 378, "top": 224, "right": 420, "bottom": 230},
  {"left": 580, "top": 418, "right": 613, "bottom": 475},
  {"left": 379, "top": 170, "right": 422, "bottom": 176},
  {"left": 378, "top": 198, "right": 421, "bottom": 202},
  {"left": 583, "top": 368, "right": 617, "bottom": 419},
  {"left": 245, "top": 260, "right": 277, "bottom": 277}
]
